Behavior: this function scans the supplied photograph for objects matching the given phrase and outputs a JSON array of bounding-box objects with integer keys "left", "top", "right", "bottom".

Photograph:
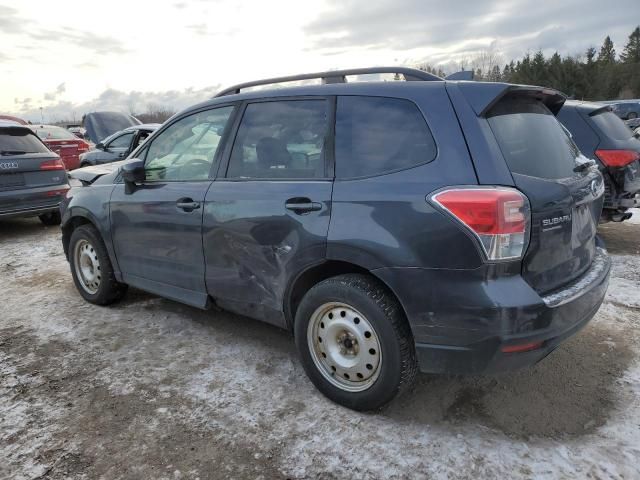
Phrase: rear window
[
  {"left": 33, "top": 126, "right": 77, "bottom": 140},
  {"left": 0, "top": 128, "right": 50, "bottom": 154},
  {"left": 590, "top": 110, "right": 634, "bottom": 141},
  {"left": 335, "top": 96, "right": 437, "bottom": 178},
  {"left": 487, "top": 98, "right": 579, "bottom": 180}
]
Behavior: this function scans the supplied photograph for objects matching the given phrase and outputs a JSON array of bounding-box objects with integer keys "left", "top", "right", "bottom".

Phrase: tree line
[{"left": 420, "top": 26, "right": 640, "bottom": 101}]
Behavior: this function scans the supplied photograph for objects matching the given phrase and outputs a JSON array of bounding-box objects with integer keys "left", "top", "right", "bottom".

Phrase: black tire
[
  {"left": 628, "top": 112, "right": 638, "bottom": 120},
  {"left": 69, "top": 224, "right": 127, "bottom": 305},
  {"left": 294, "top": 274, "right": 417, "bottom": 411},
  {"left": 80, "top": 162, "right": 91, "bottom": 168},
  {"left": 38, "top": 211, "right": 61, "bottom": 226}
]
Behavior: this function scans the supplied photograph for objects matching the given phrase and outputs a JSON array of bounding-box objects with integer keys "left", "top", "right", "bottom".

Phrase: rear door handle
[
  {"left": 176, "top": 198, "right": 201, "bottom": 211},
  {"left": 285, "top": 198, "right": 322, "bottom": 214}
]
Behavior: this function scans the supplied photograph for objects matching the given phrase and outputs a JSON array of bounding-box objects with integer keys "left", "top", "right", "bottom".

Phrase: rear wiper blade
[{"left": 0, "top": 150, "right": 28, "bottom": 156}]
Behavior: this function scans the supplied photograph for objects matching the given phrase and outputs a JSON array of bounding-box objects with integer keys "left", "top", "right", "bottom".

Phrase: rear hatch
[
  {"left": 484, "top": 91, "right": 604, "bottom": 294},
  {"left": 582, "top": 106, "right": 640, "bottom": 196},
  {"left": 0, "top": 126, "right": 67, "bottom": 210}
]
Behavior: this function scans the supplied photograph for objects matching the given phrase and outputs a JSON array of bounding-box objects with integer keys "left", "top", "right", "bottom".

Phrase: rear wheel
[
  {"left": 628, "top": 112, "right": 638, "bottom": 119},
  {"left": 39, "top": 211, "right": 61, "bottom": 226},
  {"left": 69, "top": 225, "right": 127, "bottom": 305},
  {"left": 295, "top": 274, "right": 417, "bottom": 411}
]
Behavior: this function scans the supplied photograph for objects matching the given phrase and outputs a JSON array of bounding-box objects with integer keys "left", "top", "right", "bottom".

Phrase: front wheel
[
  {"left": 69, "top": 225, "right": 127, "bottom": 305},
  {"left": 295, "top": 274, "right": 417, "bottom": 411}
]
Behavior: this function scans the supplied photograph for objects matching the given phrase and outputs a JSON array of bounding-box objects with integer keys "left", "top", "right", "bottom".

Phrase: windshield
[
  {"left": 591, "top": 111, "right": 634, "bottom": 141},
  {"left": 487, "top": 98, "right": 580, "bottom": 180},
  {"left": 0, "top": 128, "right": 50, "bottom": 155},
  {"left": 33, "top": 126, "right": 77, "bottom": 140}
]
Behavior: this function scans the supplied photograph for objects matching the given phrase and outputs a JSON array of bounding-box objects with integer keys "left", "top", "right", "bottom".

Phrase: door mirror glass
[{"left": 96, "top": 142, "right": 105, "bottom": 150}]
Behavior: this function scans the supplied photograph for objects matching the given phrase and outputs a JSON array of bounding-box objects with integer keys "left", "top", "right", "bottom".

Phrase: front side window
[
  {"left": 144, "top": 106, "right": 234, "bottom": 182},
  {"left": 335, "top": 96, "right": 437, "bottom": 179},
  {"left": 108, "top": 132, "right": 134, "bottom": 149},
  {"left": 227, "top": 100, "right": 328, "bottom": 179}
]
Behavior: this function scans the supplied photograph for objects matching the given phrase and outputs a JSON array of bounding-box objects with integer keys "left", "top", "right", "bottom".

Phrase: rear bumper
[
  {"left": 0, "top": 202, "right": 61, "bottom": 218},
  {"left": 374, "top": 248, "right": 611, "bottom": 375},
  {"left": 0, "top": 184, "right": 68, "bottom": 218}
]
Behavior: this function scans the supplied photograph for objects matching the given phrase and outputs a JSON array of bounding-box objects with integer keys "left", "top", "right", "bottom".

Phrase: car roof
[
  {"left": 562, "top": 100, "right": 611, "bottom": 113},
  {"left": 30, "top": 124, "right": 68, "bottom": 129},
  {"left": 183, "top": 80, "right": 448, "bottom": 114}
]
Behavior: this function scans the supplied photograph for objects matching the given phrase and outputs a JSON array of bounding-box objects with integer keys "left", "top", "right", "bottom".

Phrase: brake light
[
  {"left": 595, "top": 149, "right": 640, "bottom": 168},
  {"left": 432, "top": 187, "right": 530, "bottom": 261},
  {"left": 77, "top": 141, "right": 90, "bottom": 153},
  {"left": 40, "top": 158, "right": 65, "bottom": 170}
]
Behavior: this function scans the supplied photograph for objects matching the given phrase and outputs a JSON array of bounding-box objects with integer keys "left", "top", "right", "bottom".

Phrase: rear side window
[
  {"left": 487, "top": 98, "right": 579, "bottom": 180},
  {"left": 335, "top": 96, "right": 436, "bottom": 179},
  {"left": 590, "top": 111, "right": 634, "bottom": 141},
  {"left": 0, "top": 128, "right": 49, "bottom": 154}
]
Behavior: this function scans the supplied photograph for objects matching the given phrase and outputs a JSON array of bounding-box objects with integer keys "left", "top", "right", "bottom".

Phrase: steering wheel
[{"left": 177, "top": 158, "right": 211, "bottom": 178}]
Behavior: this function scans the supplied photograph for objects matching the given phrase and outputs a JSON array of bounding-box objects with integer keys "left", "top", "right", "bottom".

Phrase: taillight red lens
[
  {"left": 595, "top": 149, "right": 640, "bottom": 168},
  {"left": 501, "top": 341, "right": 543, "bottom": 354},
  {"left": 433, "top": 189, "right": 526, "bottom": 234},
  {"left": 40, "top": 158, "right": 66, "bottom": 170},
  {"left": 77, "top": 141, "right": 90, "bottom": 152},
  {"left": 432, "top": 188, "right": 530, "bottom": 261}
]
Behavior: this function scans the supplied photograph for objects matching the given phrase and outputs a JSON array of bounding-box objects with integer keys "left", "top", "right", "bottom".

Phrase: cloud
[
  {"left": 304, "top": 0, "right": 640, "bottom": 65},
  {"left": 29, "top": 28, "right": 129, "bottom": 55},
  {"left": 186, "top": 23, "right": 209, "bottom": 36},
  {"left": 43, "top": 83, "right": 66, "bottom": 102},
  {"left": 12, "top": 85, "right": 222, "bottom": 123},
  {"left": 0, "top": 5, "right": 29, "bottom": 34}
]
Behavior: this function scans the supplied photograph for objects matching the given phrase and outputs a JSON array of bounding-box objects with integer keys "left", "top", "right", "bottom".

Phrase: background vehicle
[
  {"left": 626, "top": 117, "right": 640, "bottom": 130},
  {"left": 0, "top": 114, "right": 28, "bottom": 125},
  {"left": 0, "top": 121, "right": 69, "bottom": 225},
  {"left": 31, "top": 124, "right": 91, "bottom": 170},
  {"left": 82, "top": 111, "right": 141, "bottom": 145},
  {"left": 610, "top": 101, "right": 640, "bottom": 120},
  {"left": 61, "top": 67, "right": 610, "bottom": 411},
  {"left": 79, "top": 124, "right": 159, "bottom": 167},
  {"left": 558, "top": 101, "right": 640, "bottom": 222}
]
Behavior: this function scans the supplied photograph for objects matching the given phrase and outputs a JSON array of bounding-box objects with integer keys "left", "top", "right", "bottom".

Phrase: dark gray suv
[
  {"left": 61, "top": 68, "right": 611, "bottom": 410},
  {"left": 1, "top": 122, "right": 69, "bottom": 225}
]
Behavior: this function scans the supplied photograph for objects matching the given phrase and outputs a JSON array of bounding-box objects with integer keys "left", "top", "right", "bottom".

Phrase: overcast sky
[{"left": 1, "top": 0, "right": 638, "bottom": 122}]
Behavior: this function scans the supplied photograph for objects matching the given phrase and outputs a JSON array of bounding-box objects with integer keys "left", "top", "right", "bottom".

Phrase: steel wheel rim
[
  {"left": 74, "top": 239, "right": 101, "bottom": 295},
  {"left": 307, "top": 302, "right": 382, "bottom": 393}
]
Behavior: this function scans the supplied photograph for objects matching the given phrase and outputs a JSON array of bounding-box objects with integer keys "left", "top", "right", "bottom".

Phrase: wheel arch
[
  {"left": 284, "top": 260, "right": 410, "bottom": 333},
  {"left": 61, "top": 210, "right": 102, "bottom": 260}
]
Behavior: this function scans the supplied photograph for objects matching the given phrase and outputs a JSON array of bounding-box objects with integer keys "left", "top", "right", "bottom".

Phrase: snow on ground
[
  {"left": 1, "top": 218, "right": 639, "bottom": 479},
  {"left": 627, "top": 208, "right": 640, "bottom": 225}
]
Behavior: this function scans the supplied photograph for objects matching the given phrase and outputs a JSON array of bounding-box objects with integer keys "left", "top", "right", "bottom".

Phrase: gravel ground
[{"left": 1, "top": 217, "right": 639, "bottom": 479}]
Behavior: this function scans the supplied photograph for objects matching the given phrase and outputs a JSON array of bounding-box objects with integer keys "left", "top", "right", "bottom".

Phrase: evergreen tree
[
  {"left": 620, "top": 26, "right": 640, "bottom": 63},
  {"left": 597, "top": 36, "right": 616, "bottom": 63}
]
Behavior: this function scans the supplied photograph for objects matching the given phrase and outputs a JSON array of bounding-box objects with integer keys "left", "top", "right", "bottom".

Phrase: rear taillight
[
  {"left": 40, "top": 158, "right": 65, "bottom": 170},
  {"left": 595, "top": 149, "right": 640, "bottom": 168},
  {"left": 431, "top": 187, "right": 530, "bottom": 261},
  {"left": 78, "top": 142, "right": 90, "bottom": 153}
]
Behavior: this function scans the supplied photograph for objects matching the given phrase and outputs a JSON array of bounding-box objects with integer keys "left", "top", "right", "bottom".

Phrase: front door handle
[
  {"left": 176, "top": 198, "right": 201, "bottom": 212},
  {"left": 285, "top": 198, "right": 322, "bottom": 214}
]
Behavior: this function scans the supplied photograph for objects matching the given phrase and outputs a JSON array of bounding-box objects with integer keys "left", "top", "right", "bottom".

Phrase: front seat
[{"left": 256, "top": 137, "right": 292, "bottom": 173}]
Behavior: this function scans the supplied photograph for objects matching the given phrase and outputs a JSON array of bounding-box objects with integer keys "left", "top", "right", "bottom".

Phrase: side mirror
[
  {"left": 121, "top": 159, "right": 145, "bottom": 194},
  {"left": 96, "top": 142, "right": 105, "bottom": 150}
]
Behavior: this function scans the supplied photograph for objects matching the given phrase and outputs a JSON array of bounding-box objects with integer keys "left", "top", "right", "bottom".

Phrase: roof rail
[{"left": 214, "top": 66, "right": 443, "bottom": 97}]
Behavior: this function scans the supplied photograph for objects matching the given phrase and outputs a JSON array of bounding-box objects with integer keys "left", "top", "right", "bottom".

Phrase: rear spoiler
[
  {"left": 455, "top": 82, "right": 567, "bottom": 116},
  {"left": 587, "top": 104, "right": 613, "bottom": 117}
]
